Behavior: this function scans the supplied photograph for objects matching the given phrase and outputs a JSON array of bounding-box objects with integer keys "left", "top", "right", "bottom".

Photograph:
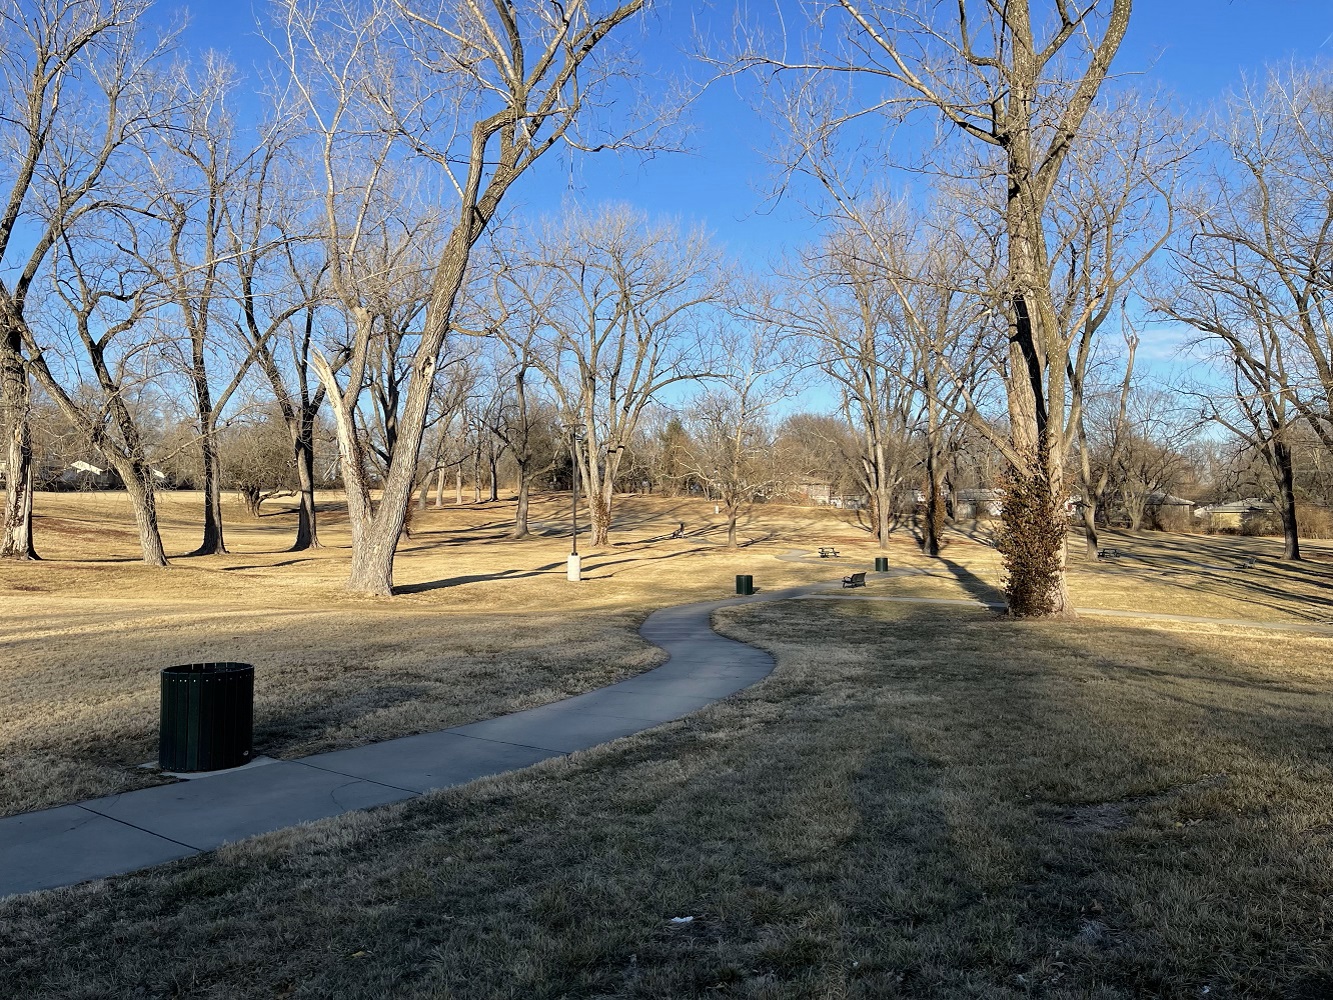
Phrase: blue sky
[
  {"left": 165, "top": 1, "right": 1333, "bottom": 261},
  {"left": 160, "top": 0, "right": 1333, "bottom": 395}
]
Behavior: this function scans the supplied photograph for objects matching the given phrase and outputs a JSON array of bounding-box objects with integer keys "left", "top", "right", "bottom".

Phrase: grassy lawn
[
  {"left": 2, "top": 491, "right": 1330, "bottom": 821},
  {"left": 4, "top": 597, "right": 1333, "bottom": 997},
  {"left": 0, "top": 490, "right": 866, "bottom": 816}
]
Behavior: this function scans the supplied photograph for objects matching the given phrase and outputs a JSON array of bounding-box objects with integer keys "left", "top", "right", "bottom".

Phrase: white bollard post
[{"left": 567, "top": 553, "right": 582, "bottom": 582}]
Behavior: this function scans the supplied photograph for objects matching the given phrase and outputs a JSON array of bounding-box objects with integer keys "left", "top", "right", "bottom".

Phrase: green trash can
[
  {"left": 875, "top": 557, "right": 889, "bottom": 572},
  {"left": 735, "top": 574, "right": 754, "bottom": 596},
  {"left": 159, "top": 662, "right": 254, "bottom": 772}
]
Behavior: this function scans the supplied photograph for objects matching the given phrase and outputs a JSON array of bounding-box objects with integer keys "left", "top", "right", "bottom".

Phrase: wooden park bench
[
  {"left": 669, "top": 522, "right": 685, "bottom": 539},
  {"left": 842, "top": 571, "right": 866, "bottom": 588},
  {"left": 1097, "top": 547, "right": 1121, "bottom": 560},
  {"left": 818, "top": 546, "right": 840, "bottom": 558},
  {"left": 1238, "top": 556, "right": 1256, "bottom": 569}
]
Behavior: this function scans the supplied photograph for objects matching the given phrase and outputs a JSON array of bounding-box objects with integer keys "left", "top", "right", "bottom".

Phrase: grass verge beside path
[{"left": 5, "top": 600, "right": 1333, "bottom": 998}]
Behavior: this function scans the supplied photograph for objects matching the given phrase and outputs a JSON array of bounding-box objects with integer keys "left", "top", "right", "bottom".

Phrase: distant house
[
  {"left": 55, "top": 461, "right": 120, "bottom": 490},
  {"left": 795, "top": 480, "right": 867, "bottom": 509},
  {"left": 797, "top": 480, "right": 833, "bottom": 505},
  {"left": 1144, "top": 490, "right": 1195, "bottom": 511},
  {"left": 51, "top": 461, "right": 168, "bottom": 490},
  {"left": 1197, "top": 498, "right": 1274, "bottom": 531},
  {"left": 954, "top": 488, "right": 1004, "bottom": 519}
]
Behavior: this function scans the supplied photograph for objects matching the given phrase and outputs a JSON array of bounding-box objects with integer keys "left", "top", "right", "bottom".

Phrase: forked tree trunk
[{"left": 1125, "top": 493, "right": 1145, "bottom": 531}]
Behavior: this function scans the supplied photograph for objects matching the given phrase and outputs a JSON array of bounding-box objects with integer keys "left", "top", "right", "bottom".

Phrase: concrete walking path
[{"left": 0, "top": 581, "right": 819, "bottom": 899}]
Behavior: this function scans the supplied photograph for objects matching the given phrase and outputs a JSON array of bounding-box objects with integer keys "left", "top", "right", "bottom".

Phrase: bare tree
[
  {"left": 1072, "top": 331, "right": 1135, "bottom": 555},
  {"left": 229, "top": 139, "right": 332, "bottom": 550},
  {"left": 273, "top": 0, "right": 651, "bottom": 595},
  {"left": 25, "top": 224, "right": 172, "bottom": 564},
  {"left": 1160, "top": 257, "right": 1307, "bottom": 559},
  {"left": 506, "top": 206, "right": 720, "bottom": 546},
  {"left": 1, "top": 0, "right": 166, "bottom": 559},
  {"left": 738, "top": 0, "right": 1173, "bottom": 615},
  {"left": 1155, "top": 65, "right": 1333, "bottom": 559},
  {"left": 135, "top": 54, "right": 265, "bottom": 556},
  {"left": 682, "top": 317, "right": 794, "bottom": 548},
  {"left": 780, "top": 233, "right": 916, "bottom": 551}
]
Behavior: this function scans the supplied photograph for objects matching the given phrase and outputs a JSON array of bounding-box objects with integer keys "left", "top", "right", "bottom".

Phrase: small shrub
[
  {"left": 1147, "top": 505, "right": 1195, "bottom": 533},
  {"left": 1296, "top": 502, "right": 1333, "bottom": 539},
  {"left": 1241, "top": 510, "right": 1283, "bottom": 537}
]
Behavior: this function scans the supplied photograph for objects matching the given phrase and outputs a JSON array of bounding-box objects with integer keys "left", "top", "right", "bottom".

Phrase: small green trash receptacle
[
  {"left": 159, "top": 662, "right": 254, "bottom": 772},
  {"left": 736, "top": 574, "right": 754, "bottom": 596},
  {"left": 875, "top": 557, "right": 889, "bottom": 572}
]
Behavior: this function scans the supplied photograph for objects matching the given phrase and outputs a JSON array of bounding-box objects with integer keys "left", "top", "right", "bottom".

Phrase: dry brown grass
[
  {"left": 3, "top": 492, "right": 1331, "bottom": 819},
  {"left": 4, "top": 598, "right": 1333, "bottom": 997},
  {"left": 0, "top": 490, "right": 864, "bottom": 816}
]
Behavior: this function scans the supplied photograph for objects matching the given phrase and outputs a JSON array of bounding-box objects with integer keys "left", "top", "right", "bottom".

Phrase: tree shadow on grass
[
  {"left": 392, "top": 563, "right": 567, "bottom": 594},
  {"left": 939, "top": 557, "right": 1006, "bottom": 605}
]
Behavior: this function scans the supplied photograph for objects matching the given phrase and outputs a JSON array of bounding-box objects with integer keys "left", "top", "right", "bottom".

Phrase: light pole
[{"left": 567, "top": 429, "right": 583, "bottom": 582}]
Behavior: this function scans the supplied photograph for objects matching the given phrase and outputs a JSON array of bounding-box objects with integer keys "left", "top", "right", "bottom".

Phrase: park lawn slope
[
  {"left": 0, "top": 491, "right": 851, "bottom": 816},
  {"left": 3, "top": 600, "right": 1332, "bottom": 998}
]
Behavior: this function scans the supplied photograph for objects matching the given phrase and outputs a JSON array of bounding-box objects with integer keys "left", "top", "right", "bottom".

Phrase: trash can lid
[{"left": 161, "top": 662, "right": 254, "bottom": 677}]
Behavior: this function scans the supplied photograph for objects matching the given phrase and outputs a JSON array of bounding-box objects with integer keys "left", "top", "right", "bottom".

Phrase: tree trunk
[
  {"left": 488, "top": 451, "right": 499, "bottom": 502},
  {"left": 1, "top": 440, "right": 37, "bottom": 560},
  {"left": 455, "top": 467, "right": 463, "bottom": 505},
  {"left": 434, "top": 467, "right": 446, "bottom": 508},
  {"left": 1002, "top": 223, "right": 1072, "bottom": 615},
  {"left": 923, "top": 429, "right": 946, "bottom": 558},
  {"left": 1, "top": 327, "right": 38, "bottom": 560},
  {"left": 511, "top": 462, "right": 530, "bottom": 539},
  {"left": 119, "top": 462, "right": 169, "bottom": 566},
  {"left": 291, "top": 423, "right": 321, "bottom": 551},
  {"left": 1125, "top": 494, "right": 1145, "bottom": 531},
  {"left": 1081, "top": 501, "right": 1100, "bottom": 558},
  {"left": 727, "top": 508, "right": 738, "bottom": 548},
  {"left": 192, "top": 425, "right": 227, "bottom": 555},
  {"left": 1275, "top": 440, "right": 1301, "bottom": 561},
  {"left": 589, "top": 489, "right": 611, "bottom": 546}
]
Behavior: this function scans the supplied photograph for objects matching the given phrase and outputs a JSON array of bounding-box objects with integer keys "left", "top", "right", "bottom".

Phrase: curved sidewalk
[{"left": 0, "top": 582, "right": 822, "bottom": 899}]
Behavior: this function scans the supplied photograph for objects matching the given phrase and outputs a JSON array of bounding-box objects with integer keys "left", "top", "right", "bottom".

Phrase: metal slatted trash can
[
  {"left": 736, "top": 574, "right": 754, "bottom": 596},
  {"left": 159, "top": 662, "right": 254, "bottom": 772},
  {"left": 875, "top": 557, "right": 889, "bottom": 572}
]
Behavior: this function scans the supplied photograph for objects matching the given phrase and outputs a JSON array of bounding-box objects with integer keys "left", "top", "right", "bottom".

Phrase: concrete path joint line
[
  {"left": 74, "top": 804, "right": 205, "bottom": 854},
  {"left": 293, "top": 760, "right": 445, "bottom": 795}
]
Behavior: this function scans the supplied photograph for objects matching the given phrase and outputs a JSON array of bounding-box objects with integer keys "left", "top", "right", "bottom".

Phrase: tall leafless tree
[
  {"left": 504, "top": 206, "right": 720, "bottom": 546},
  {"left": 1, "top": 0, "right": 168, "bottom": 559},
  {"left": 738, "top": 0, "right": 1168, "bottom": 615},
  {"left": 273, "top": 0, "right": 652, "bottom": 595},
  {"left": 682, "top": 319, "right": 793, "bottom": 548}
]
